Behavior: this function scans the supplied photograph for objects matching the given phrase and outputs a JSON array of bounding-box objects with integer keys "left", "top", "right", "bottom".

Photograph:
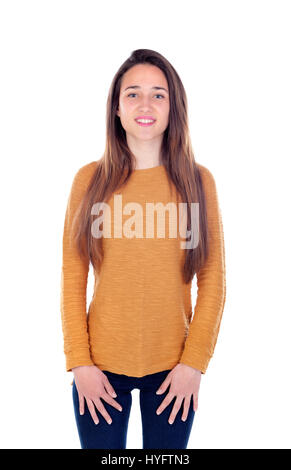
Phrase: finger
[
  {"left": 193, "top": 393, "right": 198, "bottom": 412},
  {"left": 100, "top": 392, "right": 123, "bottom": 412},
  {"left": 181, "top": 396, "right": 191, "bottom": 421},
  {"left": 86, "top": 398, "right": 99, "bottom": 425},
  {"left": 168, "top": 396, "right": 183, "bottom": 425},
  {"left": 103, "top": 377, "right": 117, "bottom": 398},
  {"left": 79, "top": 393, "right": 85, "bottom": 415},
  {"left": 156, "top": 374, "right": 172, "bottom": 395},
  {"left": 94, "top": 397, "right": 113, "bottom": 425},
  {"left": 156, "top": 392, "right": 175, "bottom": 415}
]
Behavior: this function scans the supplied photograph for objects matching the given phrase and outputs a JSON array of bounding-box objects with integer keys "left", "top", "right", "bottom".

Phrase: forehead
[{"left": 121, "top": 64, "right": 168, "bottom": 88}]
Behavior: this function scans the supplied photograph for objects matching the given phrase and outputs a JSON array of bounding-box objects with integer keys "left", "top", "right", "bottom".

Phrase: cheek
[
  {"left": 120, "top": 99, "right": 135, "bottom": 114},
  {"left": 158, "top": 101, "right": 169, "bottom": 116},
  {"left": 159, "top": 106, "right": 170, "bottom": 126}
]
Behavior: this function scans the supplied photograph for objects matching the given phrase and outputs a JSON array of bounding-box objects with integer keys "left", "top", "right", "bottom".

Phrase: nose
[{"left": 138, "top": 96, "right": 152, "bottom": 111}]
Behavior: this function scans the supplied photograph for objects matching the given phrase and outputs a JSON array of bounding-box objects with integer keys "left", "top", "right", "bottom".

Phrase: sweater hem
[{"left": 92, "top": 360, "right": 180, "bottom": 378}]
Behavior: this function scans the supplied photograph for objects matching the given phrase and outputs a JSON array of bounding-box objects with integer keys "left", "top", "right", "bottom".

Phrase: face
[{"left": 116, "top": 64, "right": 170, "bottom": 142}]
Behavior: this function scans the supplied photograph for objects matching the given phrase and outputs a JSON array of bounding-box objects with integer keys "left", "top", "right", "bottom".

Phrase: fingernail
[
  {"left": 156, "top": 390, "right": 161, "bottom": 394},
  {"left": 169, "top": 420, "right": 173, "bottom": 424},
  {"left": 112, "top": 392, "right": 117, "bottom": 397}
]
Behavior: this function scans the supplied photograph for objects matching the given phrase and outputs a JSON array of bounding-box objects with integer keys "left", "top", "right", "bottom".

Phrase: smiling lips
[{"left": 135, "top": 116, "right": 156, "bottom": 127}]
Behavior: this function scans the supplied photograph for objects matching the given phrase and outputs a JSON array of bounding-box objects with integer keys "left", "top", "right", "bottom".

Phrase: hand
[
  {"left": 155, "top": 363, "right": 201, "bottom": 424},
  {"left": 72, "top": 365, "right": 123, "bottom": 425}
]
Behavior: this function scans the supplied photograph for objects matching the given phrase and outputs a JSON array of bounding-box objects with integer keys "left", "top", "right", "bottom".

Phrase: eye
[{"left": 127, "top": 93, "right": 165, "bottom": 99}]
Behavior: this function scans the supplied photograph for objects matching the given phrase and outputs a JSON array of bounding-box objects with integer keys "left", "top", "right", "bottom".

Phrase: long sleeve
[
  {"left": 179, "top": 165, "right": 226, "bottom": 374},
  {"left": 60, "top": 163, "right": 96, "bottom": 372}
]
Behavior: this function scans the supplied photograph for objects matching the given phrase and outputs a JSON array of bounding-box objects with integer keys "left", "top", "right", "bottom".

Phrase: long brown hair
[{"left": 72, "top": 48, "right": 209, "bottom": 284}]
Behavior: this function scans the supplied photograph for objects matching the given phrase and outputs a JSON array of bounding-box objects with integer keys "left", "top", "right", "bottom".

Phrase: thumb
[
  {"left": 103, "top": 377, "right": 117, "bottom": 397},
  {"left": 156, "top": 374, "right": 171, "bottom": 394}
]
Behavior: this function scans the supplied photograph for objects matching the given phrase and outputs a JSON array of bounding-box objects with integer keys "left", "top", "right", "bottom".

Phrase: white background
[{"left": 0, "top": 0, "right": 290, "bottom": 449}]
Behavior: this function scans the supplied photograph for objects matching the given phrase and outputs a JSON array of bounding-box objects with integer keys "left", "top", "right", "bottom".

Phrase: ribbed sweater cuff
[
  {"left": 179, "top": 354, "right": 210, "bottom": 374},
  {"left": 65, "top": 351, "right": 95, "bottom": 372}
]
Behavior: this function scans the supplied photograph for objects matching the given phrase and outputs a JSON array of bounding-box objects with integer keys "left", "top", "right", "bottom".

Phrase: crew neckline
[{"left": 132, "top": 164, "right": 164, "bottom": 173}]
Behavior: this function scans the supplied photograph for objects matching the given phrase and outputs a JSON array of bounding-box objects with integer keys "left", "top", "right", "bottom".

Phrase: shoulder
[
  {"left": 195, "top": 162, "right": 217, "bottom": 193},
  {"left": 71, "top": 160, "right": 99, "bottom": 190},
  {"left": 74, "top": 160, "right": 98, "bottom": 181}
]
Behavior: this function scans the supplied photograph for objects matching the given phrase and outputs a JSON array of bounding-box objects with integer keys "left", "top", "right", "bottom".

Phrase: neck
[{"left": 126, "top": 133, "right": 163, "bottom": 169}]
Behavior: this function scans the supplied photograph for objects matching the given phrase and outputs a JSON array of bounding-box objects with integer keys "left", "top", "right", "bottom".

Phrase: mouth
[{"left": 135, "top": 118, "right": 156, "bottom": 127}]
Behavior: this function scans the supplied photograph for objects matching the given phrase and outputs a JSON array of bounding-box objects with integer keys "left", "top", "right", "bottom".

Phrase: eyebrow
[{"left": 123, "top": 85, "right": 169, "bottom": 94}]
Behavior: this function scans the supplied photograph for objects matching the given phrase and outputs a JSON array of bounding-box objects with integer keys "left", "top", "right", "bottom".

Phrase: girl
[{"left": 60, "top": 49, "right": 226, "bottom": 449}]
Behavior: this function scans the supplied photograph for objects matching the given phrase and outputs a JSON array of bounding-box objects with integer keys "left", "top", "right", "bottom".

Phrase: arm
[
  {"left": 179, "top": 164, "right": 226, "bottom": 374},
  {"left": 60, "top": 162, "right": 96, "bottom": 372}
]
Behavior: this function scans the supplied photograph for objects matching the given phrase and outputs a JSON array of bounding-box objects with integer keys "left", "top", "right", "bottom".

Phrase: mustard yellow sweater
[{"left": 60, "top": 162, "right": 226, "bottom": 376}]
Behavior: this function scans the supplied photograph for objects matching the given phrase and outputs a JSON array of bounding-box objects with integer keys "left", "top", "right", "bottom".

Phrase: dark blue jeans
[{"left": 72, "top": 369, "right": 195, "bottom": 449}]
